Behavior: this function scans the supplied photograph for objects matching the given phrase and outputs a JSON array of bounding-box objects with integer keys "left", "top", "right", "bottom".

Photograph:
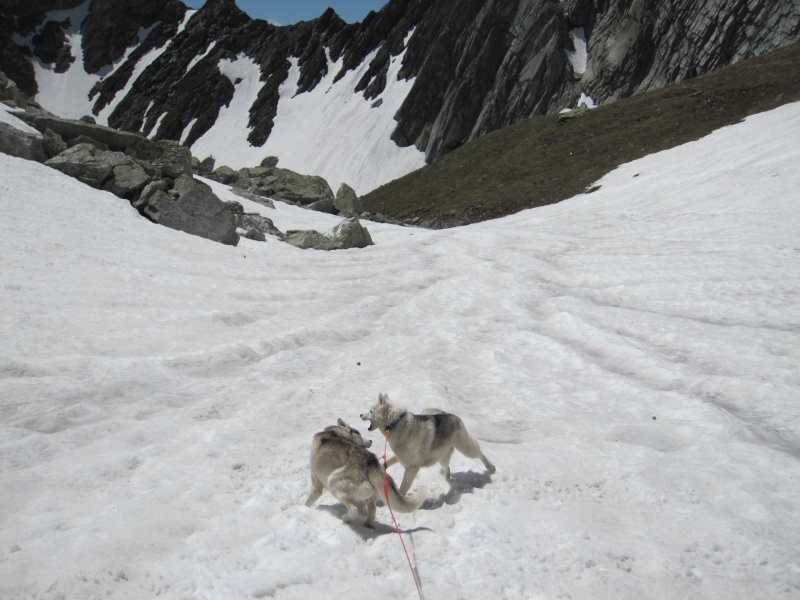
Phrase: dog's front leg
[
  {"left": 365, "top": 500, "right": 376, "bottom": 528},
  {"left": 385, "top": 456, "right": 398, "bottom": 467},
  {"left": 399, "top": 466, "right": 420, "bottom": 496}
]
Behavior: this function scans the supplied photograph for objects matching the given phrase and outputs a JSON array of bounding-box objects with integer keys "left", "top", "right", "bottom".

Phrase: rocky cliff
[{"left": 2, "top": 0, "right": 798, "bottom": 184}]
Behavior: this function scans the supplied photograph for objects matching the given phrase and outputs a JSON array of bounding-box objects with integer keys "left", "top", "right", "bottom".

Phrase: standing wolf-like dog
[
  {"left": 360, "top": 393, "right": 496, "bottom": 495},
  {"left": 305, "top": 418, "right": 421, "bottom": 527}
]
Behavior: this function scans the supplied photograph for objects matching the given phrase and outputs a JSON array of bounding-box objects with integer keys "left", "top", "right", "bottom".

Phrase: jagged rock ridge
[{"left": 1, "top": 0, "right": 798, "bottom": 186}]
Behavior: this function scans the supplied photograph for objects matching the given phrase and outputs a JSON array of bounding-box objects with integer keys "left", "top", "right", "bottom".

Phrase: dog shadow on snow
[
  {"left": 315, "top": 470, "right": 491, "bottom": 536},
  {"left": 316, "top": 504, "right": 433, "bottom": 539},
  {"left": 419, "top": 469, "right": 493, "bottom": 511}
]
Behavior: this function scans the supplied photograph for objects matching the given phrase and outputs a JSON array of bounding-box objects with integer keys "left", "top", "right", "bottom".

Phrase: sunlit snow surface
[{"left": 1, "top": 103, "right": 799, "bottom": 600}]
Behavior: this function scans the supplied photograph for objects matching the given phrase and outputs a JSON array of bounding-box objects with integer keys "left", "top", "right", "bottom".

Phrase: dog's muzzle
[{"left": 360, "top": 413, "right": 377, "bottom": 431}]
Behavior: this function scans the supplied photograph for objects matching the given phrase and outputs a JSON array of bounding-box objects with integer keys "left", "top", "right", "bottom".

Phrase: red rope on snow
[{"left": 382, "top": 429, "right": 424, "bottom": 600}]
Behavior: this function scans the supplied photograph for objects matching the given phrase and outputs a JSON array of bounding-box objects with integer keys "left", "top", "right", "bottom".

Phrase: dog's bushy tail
[{"left": 384, "top": 474, "right": 424, "bottom": 513}]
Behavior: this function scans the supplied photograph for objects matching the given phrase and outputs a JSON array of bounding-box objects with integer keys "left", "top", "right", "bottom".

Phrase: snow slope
[
  {"left": 188, "top": 43, "right": 426, "bottom": 195},
  {"left": 0, "top": 103, "right": 799, "bottom": 600}
]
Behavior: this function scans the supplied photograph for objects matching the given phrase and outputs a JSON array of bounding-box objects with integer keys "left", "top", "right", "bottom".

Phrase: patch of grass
[{"left": 362, "top": 42, "right": 800, "bottom": 228}]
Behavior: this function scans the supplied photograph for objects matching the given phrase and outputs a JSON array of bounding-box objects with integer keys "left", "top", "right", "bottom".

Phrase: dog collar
[{"left": 384, "top": 412, "right": 406, "bottom": 432}]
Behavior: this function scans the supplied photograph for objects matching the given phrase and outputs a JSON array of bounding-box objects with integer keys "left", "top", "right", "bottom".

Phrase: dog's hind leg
[
  {"left": 455, "top": 430, "right": 496, "bottom": 474},
  {"left": 399, "top": 466, "right": 420, "bottom": 496},
  {"left": 439, "top": 448, "right": 454, "bottom": 481},
  {"left": 339, "top": 496, "right": 360, "bottom": 523},
  {"left": 305, "top": 476, "right": 324, "bottom": 506},
  {"left": 327, "top": 471, "right": 362, "bottom": 524}
]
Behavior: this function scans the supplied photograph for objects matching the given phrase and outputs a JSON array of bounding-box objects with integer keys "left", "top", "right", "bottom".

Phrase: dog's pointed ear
[
  {"left": 337, "top": 418, "right": 347, "bottom": 427},
  {"left": 379, "top": 393, "right": 387, "bottom": 404}
]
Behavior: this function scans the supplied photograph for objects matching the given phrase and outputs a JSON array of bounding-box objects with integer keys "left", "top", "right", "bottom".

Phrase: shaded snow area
[
  {"left": 190, "top": 44, "right": 426, "bottom": 195},
  {"left": 1, "top": 103, "right": 800, "bottom": 600}
]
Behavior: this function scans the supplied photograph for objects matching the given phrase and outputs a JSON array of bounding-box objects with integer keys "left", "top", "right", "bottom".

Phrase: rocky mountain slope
[
  {"left": 363, "top": 41, "right": 800, "bottom": 228},
  {"left": 1, "top": 0, "right": 798, "bottom": 194}
]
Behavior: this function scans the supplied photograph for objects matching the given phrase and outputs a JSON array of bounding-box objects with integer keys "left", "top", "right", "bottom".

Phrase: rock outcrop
[
  {"left": 1, "top": 72, "right": 375, "bottom": 249},
  {"left": 207, "top": 163, "right": 362, "bottom": 218},
  {"left": 2, "top": 95, "right": 240, "bottom": 246}
]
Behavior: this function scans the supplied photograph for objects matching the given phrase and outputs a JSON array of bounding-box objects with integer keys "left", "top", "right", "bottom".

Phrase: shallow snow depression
[{"left": 1, "top": 103, "right": 799, "bottom": 600}]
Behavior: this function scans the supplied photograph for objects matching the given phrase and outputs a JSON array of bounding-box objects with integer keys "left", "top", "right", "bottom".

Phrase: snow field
[{"left": 0, "top": 103, "right": 799, "bottom": 599}]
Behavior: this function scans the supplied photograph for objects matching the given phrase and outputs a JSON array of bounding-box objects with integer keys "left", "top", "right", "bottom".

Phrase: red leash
[{"left": 382, "top": 430, "right": 424, "bottom": 600}]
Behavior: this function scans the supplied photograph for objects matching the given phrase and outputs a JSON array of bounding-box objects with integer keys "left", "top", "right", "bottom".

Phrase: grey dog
[
  {"left": 361, "top": 393, "right": 496, "bottom": 495},
  {"left": 305, "top": 418, "right": 421, "bottom": 527}
]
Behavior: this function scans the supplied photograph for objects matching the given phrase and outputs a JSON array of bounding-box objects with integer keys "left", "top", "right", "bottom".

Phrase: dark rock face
[
  {"left": 0, "top": 0, "right": 185, "bottom": 97},
  {"left": 80, "top": 0, "right": 186, "bottom": 75},
  {"left": 392, "top": 0, "right": 800, "bottom": 159},
  {"left": 3, "top": 0, "right": 798, "bottom": 167},
  {"left": 0, "top": 0, "right": 84, "bottom": 96},
  {"left": 557, "top": 0, "right": 800, "bottom": 105},
  {"left": 31, "top": 19, "right": 74, "bottom": 72}
]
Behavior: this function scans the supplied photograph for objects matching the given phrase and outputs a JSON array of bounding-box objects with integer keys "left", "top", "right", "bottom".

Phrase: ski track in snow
[{"left": 0, "top": 103, "right": 799, "bottom": 599}]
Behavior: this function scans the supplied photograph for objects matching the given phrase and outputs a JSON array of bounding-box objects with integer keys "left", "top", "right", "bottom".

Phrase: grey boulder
[
  {"left": 0, "top": 121, "right": 45, "bottom": 162},
  {"left": 284, "top": 218, "right": 373, "bottom": 251},
  {"left": 330, "top": 217, "right": 373, "bottom": 249},
  {"left": 271, "top": 168, "right": 335, "bottom": 206},
  {"left": 45, "top": 143, "right": 133, "bottom": 188},
  {"left": 334, "top": 183, "right": 363, "bottom": 216},
  {"left": 136, "top": 175, "right": 240, "bottom": 246}
]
